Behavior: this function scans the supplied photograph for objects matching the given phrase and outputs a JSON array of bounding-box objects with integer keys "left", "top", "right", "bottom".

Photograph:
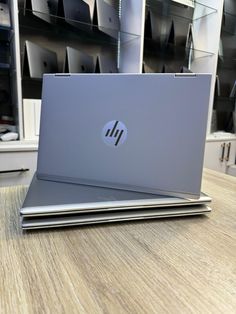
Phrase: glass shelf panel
[
  {"left": 146, "top": 0, "right": 217, "bottom": 22},
  {"left": 19, "top": 8, "right": 139, "bottom": 47},
  {"left": 144, "top": 0, "right": 215, "bottom": 67},
  {"left": 19, "top": 22, "right": 124, "bottom": 77},
  {"left": 143, "top": 39, "right": 213, "bottom": 73},
  {"left": 144, "top": 43, "right": 213, "bottom": 63},
  {"left": 144, "top": 38, "right": 213, "bottom": 58},
  {"left": 18, "top": 6, "right": 139, "bottom": 98}
]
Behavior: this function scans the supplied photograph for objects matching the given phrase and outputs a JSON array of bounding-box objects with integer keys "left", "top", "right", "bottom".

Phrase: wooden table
[{"left": 0, "top": 169, "right": 236, "bottom": 314}]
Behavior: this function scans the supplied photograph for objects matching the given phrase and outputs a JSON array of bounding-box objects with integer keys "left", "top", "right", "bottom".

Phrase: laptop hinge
[
  {"left": 54, "top": 74, "right": 71, "bottom": 77},
  {"left": 175, "top": 73, "right": 197, "bottom": 78}
]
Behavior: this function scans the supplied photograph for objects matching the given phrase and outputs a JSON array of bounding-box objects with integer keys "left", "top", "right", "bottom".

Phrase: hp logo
[{"left": 102, "top": 120, "right": 127, "bottom": 147}]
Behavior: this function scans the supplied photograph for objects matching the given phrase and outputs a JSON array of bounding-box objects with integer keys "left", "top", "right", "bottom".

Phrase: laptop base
[{"left": 20, "top": 174, "right": 212, "bottom": 230}]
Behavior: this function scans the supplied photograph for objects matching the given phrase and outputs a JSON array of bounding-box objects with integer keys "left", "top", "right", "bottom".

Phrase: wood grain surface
[{"left": 0, "top": 169, "right": 236, "bottom": 314}]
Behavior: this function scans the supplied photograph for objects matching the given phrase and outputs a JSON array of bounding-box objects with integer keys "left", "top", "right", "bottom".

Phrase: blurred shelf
[
  {"left": 143, "top": 39, "right": 214, "bottom": 73},
  {"left": 0, "top": 140, "right": 38, "bottom": 152},
  {"left": 214, "top": 96, "right": 235, "bottom": 112},
  {"left": 0, "top": 25, "right": 12, "bottom": 32},
  {"left": 222, "top": 11, "right": 236, "bottom": 35},
  {"left": 217, "top": 55, "right": 236, "bottom": 70},
  {"left": 146, "top": 0, "right": 217, "bottom": 22},
  {"left": 21, "top": 78, "right": 43, "bottom": 100},
  {"left": 0, "top": 62, "right": 10, "bottom": 70},
  {"left": 207, "top": 132, "right": 236, "bottom": 141},
  {"left": 0, "top": 27, "right": 14, "bottom": 42},
  {"left": 0, "top": 53, "right": 15, "bottom": 71},
  {"left": 144, "top": 39, "right": 214, "bottom": 59},
  {"left": 19, "top": 8, "right": 139, "bottom": 47}
]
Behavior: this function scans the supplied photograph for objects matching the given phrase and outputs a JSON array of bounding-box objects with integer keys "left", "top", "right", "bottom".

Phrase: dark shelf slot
[
  {"left": 0, "top": 63, "right": 10, "bottom": 69},
  {"left": 222, "top": 10, "right": 236, "bottom": 35},
  {"left": 144, "top": 39, "right": 213, "bottom": 59},
  {"left": 214, "top": 97, "right": 235, "bottom": 112},
  {"left": 0, "top": 25, "right": 12, "bottom": 32}
]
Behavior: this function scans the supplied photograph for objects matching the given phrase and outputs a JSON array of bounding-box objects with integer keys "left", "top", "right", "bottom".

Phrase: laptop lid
[
  {"left": 93, "top": 0, "right": 120, "bottom": 39},
  {"left": 62, "top": 0, "right": 91, "bottom": 30},
  {"left": 23, "top": 41, "right": 58, "bottom": 79},
  {"left": 95, "top": 53, "right": 118, "bottom": 73},
  {"left": 30, "top": 0, "right": 59, "bottom": 24},
  {"left": 37, "top": 73, "right": 211, "bottom": 198},
  {"left": 63, "top": 47, "right": 94, "bottom": 73}
]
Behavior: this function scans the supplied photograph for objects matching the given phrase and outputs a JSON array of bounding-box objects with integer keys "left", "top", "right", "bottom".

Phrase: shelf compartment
[
  {"left": 0, "top": 73, "right": 13, "bottom": 120},
  {"left": 0, "top": 25, "right": 13, "bottom": 33},
  {"left": 222, "top": 4, "right": 236, "bottom": 35},
  {"left": 18, "top": 2, "right": 141, "bottom": 98},
  {"left": 217, "top": 55, "right": 236, "bottom": 97},
  {"left": 19, "top": 24, "right": 121, "bottom": 75},
  {"left": 212, "top": 93, "right": 236, "bottom": 133},
  {"left": 18, "top": 7, "right": 139, "bottom": 47},
  {"left": 18, "top": 6, "right": 139, "bottom": 77},
  {"left": 0, "top": 27, "right": 14, "bottom": 42},
  {"left": 146, "top": 0, "right": 217, "bottom": 22},
  {"left": 217, "top": 55, "right": 236, "bottom": 69},
  {"left": 20, "top": 0, "right": 121, "bottom": 38},
  {"left": 214, "top": 96, "right": 235, "bottom": 112},
  {"left": 144, "top": 1, "right": 215, "bottom": 69},
  {"left": 212, "top": 109, "right": 235, "bottom": 134},
  {"left": 18, "top": 9, "right": 136, "bottom": 96},
  {"left": 143, "top": 40, "right": 213, "bottom": 73},
  {"left": 0, "top": 43, "right": 11, "bottom": 70},
  {"left": 222, "top": 13, "right": 236, "bottom": 35}
]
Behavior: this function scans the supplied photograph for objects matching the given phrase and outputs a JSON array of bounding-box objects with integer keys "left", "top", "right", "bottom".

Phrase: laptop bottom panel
[{"left": 21, "top": 205, "right": 211, "bottom": 230}]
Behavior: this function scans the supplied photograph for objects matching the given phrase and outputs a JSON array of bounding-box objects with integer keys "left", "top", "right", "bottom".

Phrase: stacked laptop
[{"left": 20, "top": 74, "right": 212, "bottom": 229}]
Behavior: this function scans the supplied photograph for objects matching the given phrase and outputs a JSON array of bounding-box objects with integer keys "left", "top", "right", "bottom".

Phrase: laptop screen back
[{"left": 37, "top": 74, "right": 211, "bottom": 198}]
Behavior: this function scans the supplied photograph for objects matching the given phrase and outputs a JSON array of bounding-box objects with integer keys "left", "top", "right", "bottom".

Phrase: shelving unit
[
  {"left": 0, "top": 0, "right": 22, "bottom": 139},
  {"left": 4, "top": 0, "right": 224, "bottom": 142},
  {"left": 0, "top": 2, "right": 12, "bottom": 119},
  {"left": 212, "top": 9, "right": 236, "bottom": 134},
  {"left": 16, "top": 0, "right": 144, "bottom": 94},
  {"left": 143, "top": 0, "right": 216, "bottom": 73},
  {"left": 203, "top": 0, "right": 236, "bottom": 174},
  {"left": 0, "top": 0, "right": 145, "bottom": 186},
  {"left": 1, "top": 0, "right": 235, "bottom": 185}
]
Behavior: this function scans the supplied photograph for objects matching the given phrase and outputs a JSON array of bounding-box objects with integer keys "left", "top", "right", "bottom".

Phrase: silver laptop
[
  {"left": 23, "top": 41, "right": 58, "bottom": 79},
  {"left": 20, "top": 174, "right": 211, "bottom": 229},
  {"left": 30, "top": 0, "right": 59, "bottom": 24},
  {"left": 62, "top": 0, "right": 91, "bottom": 30},
  {"left": 93, "top": 0, "right": 120, "bottom": 39},
  {"left": 95, "top": 53, "right": 118, "bottom": 73},
  {"left": 63, "top": 47, "right": 94, "bottom": 73},
  {"left": 37, "top": 73, "right": 211, "bottom": 198}
]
